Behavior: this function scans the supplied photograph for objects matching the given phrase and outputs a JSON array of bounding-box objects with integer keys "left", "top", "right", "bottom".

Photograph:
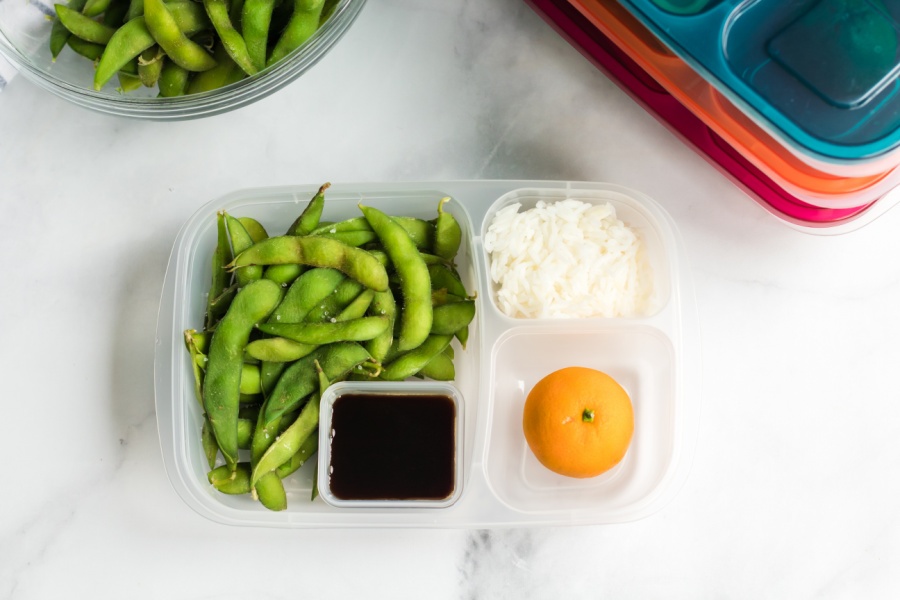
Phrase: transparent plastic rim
[{"left": 0, "top": 0, "right": 367, "bottom": 120}]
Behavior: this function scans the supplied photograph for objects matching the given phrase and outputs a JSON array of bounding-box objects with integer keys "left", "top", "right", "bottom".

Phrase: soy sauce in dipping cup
[{"left": 317, "top": 381, "right": 465, "bottom": 508}]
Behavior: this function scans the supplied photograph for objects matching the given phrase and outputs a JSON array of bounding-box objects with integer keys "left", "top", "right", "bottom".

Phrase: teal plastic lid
[{"left": 617, "top": 0, "right": 900, "bottom": 165}]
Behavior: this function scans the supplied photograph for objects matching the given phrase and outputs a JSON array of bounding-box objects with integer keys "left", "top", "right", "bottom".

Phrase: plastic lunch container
[
  {"left": 0, "top": 0, "right": 366, "bottom": 120},
  {"left": 154, "top": 181, "right": 701, "bottom": 527},
  {"left": 614, "top": 0, "right": 900, "bottom": 177},
  {"left": 568, "top": 0, "right": 900, "bottom": 210},
  {"left": 527, "top": 0, "right": 900, "bottom": 232}
]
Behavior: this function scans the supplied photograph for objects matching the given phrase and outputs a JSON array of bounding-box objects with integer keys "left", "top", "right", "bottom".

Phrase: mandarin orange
[{"left": 522, "top": 366, "right": 634, "bottom": 478}]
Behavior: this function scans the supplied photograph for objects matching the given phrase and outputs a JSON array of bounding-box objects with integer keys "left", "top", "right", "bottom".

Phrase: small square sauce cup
[{"left": 317, "top": 381, "right": 466, "bottom": 509}]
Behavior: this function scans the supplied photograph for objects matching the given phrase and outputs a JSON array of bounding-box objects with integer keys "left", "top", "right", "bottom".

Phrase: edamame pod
[
  {"left": 434, "top": 197, "right": 462, "bottom": 261},
  {"left": 245, "top": 337, "right": 316, "bottom": 362},
  {"left": 380, "top": 335, "right": 453, "bottom": 381},
  {"left": 226, "top": 213, "right": 263, "bottom": 286},
  {"left": 430, "top": 300, "right": 476, "bottom": 335},
  {"left": 251, "top": 393, "right": 319, "bottom": 486},
  {"left": 267, "top": 0, "right": 325, "bottom": 66},
  {"left": 274, "top": 434, "right": 318, "bottom": 479},
  {"left": 242, "top": 0, "right": 276, "bottom": 71},
  {"left": 364, "top": 289, "right": 396, "bottom": 363},
  {"left": 67, "top": 37, "right": 106, "bottom": 60},
  {"left": 230, "top": 236, "right": 389, "bottom": 292},
  {"left": 237, "top": 217, "right": 268, "bottom": 243},
  {"left": 55, "top": 5, "right": 117, "bottom": 43},
  {"left": 263, "top": 342, "right": 371, "bottom": 424},
  {"left": 157, "top": 59, "right": 191, "bottom": 96},
  {"left": 271, "top": 267, "right": 345, "bottom": 323},
  {"left": 254, "top": 472, "right": 287, "bottom": 510},
  {"left": 208, "top": 462, "right": 251, "bottom": 494},
  {"left": 417, "top": 350, "right": 455, "bottom": 381},
  {"left": 257, "top": 315, "right": 390, "bottom": 345},
  {"left": 50, "top": 0, "right": 89, "bottom": 59},
  {"left": 304, "top": 278, "right": 362, "bottom": 322},
  {"left": 144, "top": 0, "right": 217, "bottom": 71},
  {"left": 203, "top": 279, "right": 283, "bottom": 466},
  {"left": 202, "top": 0, "right": 258, "bottom": 76},
  {"left": 360, "top": 204, "right": 432, "bottom": 352},
  {"left": 137, "top": 46, "right": 164, "bottom": 87}
]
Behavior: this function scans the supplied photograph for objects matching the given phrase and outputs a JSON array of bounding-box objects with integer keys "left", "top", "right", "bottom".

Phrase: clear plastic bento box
[{"left": 154, "top": 181, "right": 700, "bottom": 527}]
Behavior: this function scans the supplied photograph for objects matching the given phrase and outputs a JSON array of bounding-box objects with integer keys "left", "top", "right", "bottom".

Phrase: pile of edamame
[
  {"left": 184, "top": 184, "right": 476, "bottom": 510},
  {"left": 50, "top": 0, "right": 338, "bottom": 95}
]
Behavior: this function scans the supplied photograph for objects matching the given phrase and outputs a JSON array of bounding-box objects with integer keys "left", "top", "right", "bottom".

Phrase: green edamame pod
[
  {"left": 207, "top": 284, "right": 238, "bottom": 329},
  {"left": 263, "top": 265, "right": 303, "bottom": 285},
  {"left": 208, "top": 462, "right": 251, "bottom": 494},
  {"left": 251, "top": 393, "right": 319, "bottom": 486},
  {"left": 245, "top": 337, "right": 315, "bottom": 362},
  {"left": 254, "top": 471, "right": 286, "bottom": 510},
  {"left": 287, "top": 183, "right": 329, "bottom": 235},
  {"left": 267, "top": 0, "right": 325, "bottom": 66},
  {"left": 239, "top": 362, "right": 262, "bottom": 395},
  {"left": 434, "top": 197, "right": 462, "bottom": 261},
  {"left": 257, "top": 315, "right": 390, "bottom": 345},
  {"left": 319, "top": 0, "right": 338, "bottom": 24},
  {"left": 365, "top": 289, "right": 396, "bottom": 363},
  {"left": 430, "top": 300, "right": 475, "bottom": 335},
  {"left": 67, "top": 36, "right": 106, "bottom": 61},
  {"left": 137, "top": 46, "right": 164, "bottom": 87},
  {"left": 315, "top": 230, "right": 378, "bottom": 248},
  {"left": 241, "top": 0, "right": 276, "bottom": 71},
  {"left": 144, "top": 0, "right": 216, "bottom": 71},
  {"left": 118, "top": 71, "right": 143, "bottom": 92},
  {"left": 380, "top": 335, "right": 453, "bottom": 381},
  {"left": 50, "top": 0, "right": 89, "bottom": 59},
  {"left": 205, "top": 212, "right": 233, "bottom": 328},
  {"left": 237, "top": 417, "right": 254, "bottom": 449},
  {"left": 230, "top": 236, "right": 389, "bottom": 292},
  {"left": 417, "top": 350, "right": 455, "bottom": 381},
  {"left": 237, "top": 217, "right": 268, "bottom": 243},
  {"left": 455, "top": 324, "right": 469, "bottom": 349},
  {"left": 335, "top": 289, "right": 375, "bottom": 321},
  {"left": 203, "top": 279, "right": 283, "bottom": 466},
  {"left": 312, "top": 216, "right": 434, "bottom": 251},
  {"left": 83, "top": 0, "right": 113, "bottom": 18},
  {"left": 271, "top": 267, "right": 345, "bottom": 323},
  {"left": 263, "top": 342, "right": 371, "bottom": 424},
  {"left": 94, "top": 4, "right": 210, "bottom": 89},
  {"left": 226, "top": 213, "right": 263, "bottom": 286},
  {"left": 184, "top": 329, "right": 208, "bottom": 406},
  {"left": 263, "top": 184, "right": 330, "bottom": 284},
  {"left": 157, "top": 59, "right": 191, "bottom": 96},
  {"left": 304, "top": 278, "right": 362, "bottom": 322},
  {"left": 124, "top": 0, "right": 143, "bottom": 21},
  {"left": 202, "top": 0, "right": 258, "bottom": 76},
  {"left": 428, "top": 264, "right": 468, "bottom": 297},
  {"left": 260, "top": 361, "right": 286, "bottom": 396},
  {"left": 55, "top": 5, "right": 117, "bottom": 43},
  {"left": 274, "top": 433, "right": 317, "bottom": 479},
  {"left": 201, "top": 419, "right": 219, "bottom": 469},
  {"left": 360, "top": 204, "right": 432, "bottom": 352}
]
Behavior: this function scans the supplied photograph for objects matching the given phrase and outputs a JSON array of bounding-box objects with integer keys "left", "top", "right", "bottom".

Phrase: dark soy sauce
[{"left": 328, "top": 393, "right": 457, "bottom": 501}]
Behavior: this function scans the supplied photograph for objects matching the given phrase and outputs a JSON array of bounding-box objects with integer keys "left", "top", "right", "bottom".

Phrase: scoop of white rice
[{"left": 483, "top": 199, "right": 653, "bottom": 318}]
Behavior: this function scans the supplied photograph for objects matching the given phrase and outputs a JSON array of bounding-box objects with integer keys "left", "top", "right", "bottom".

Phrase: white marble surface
[{"left": 2, "top": 0, "right": 900, "bottom": 597}]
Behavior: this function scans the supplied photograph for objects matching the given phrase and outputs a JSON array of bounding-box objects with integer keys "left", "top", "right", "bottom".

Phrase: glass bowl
[{"left": 0, "top": 0, "right": 366, "bottom": 120}]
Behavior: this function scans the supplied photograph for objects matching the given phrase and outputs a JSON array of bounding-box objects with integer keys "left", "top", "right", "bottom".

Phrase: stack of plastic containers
[{"left": 527, "top": 0, "right": 900, "bottom": 232}]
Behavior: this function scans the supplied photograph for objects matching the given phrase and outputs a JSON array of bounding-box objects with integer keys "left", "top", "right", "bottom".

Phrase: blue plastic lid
[{"left": 617, "top": 0, "right": 900, "bottom": 164}]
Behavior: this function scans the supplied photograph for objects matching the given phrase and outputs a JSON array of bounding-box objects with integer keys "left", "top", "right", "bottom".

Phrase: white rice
[{"left": 483, "top": 199, "right": 653, "bottom": 318}]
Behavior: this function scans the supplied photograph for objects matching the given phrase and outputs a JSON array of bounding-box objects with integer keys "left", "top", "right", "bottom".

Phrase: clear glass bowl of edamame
[{"left": 0, "top": 0, "right": 366, "bottom": 120}]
